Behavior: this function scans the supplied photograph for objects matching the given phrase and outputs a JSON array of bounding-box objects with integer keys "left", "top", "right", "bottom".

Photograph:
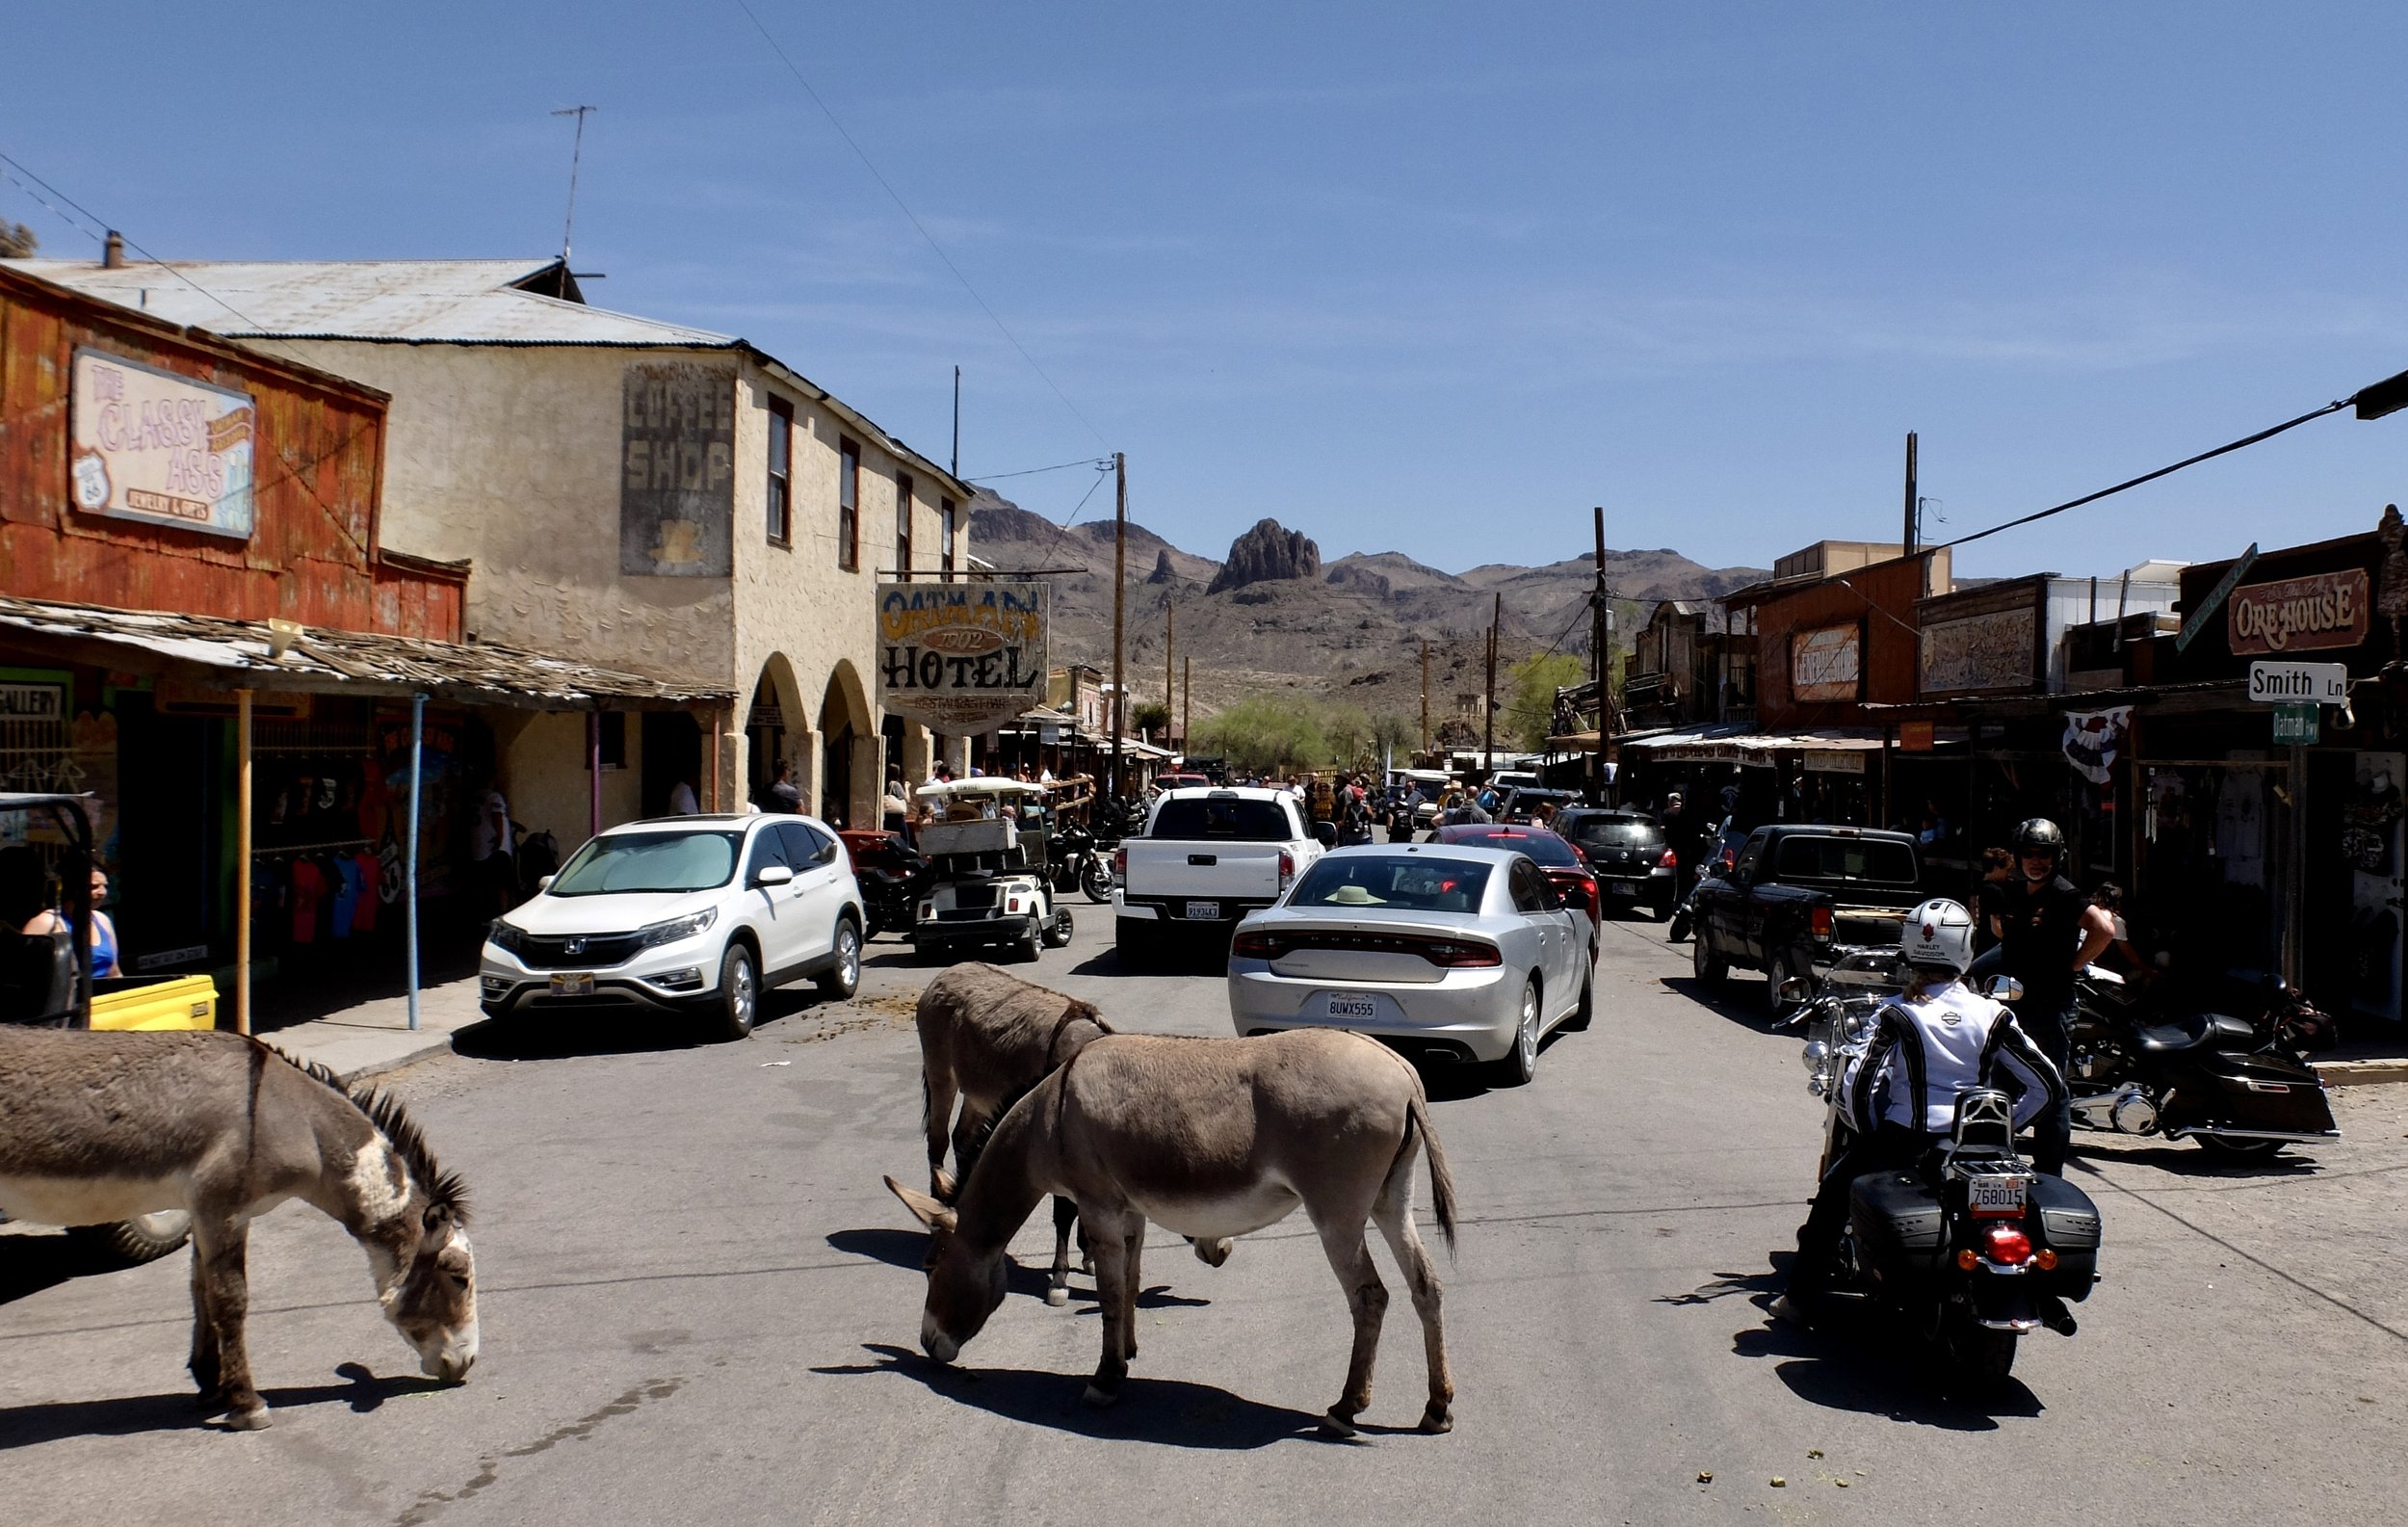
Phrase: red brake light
[
  {"left": 1811, "top": 906, "right": 1833, "bottom": 938},
  {"left": 1232, "top": 930, "right": 1291, "bottom": 960},
  {"left": 1113, "top": 846, "right": 1127, "bottom": 878},
  {"left": 1659, "top": 849, "right": 1678, "bottom": 868},
  {"left": 1277, "top": 849, "right": 1296, "bottom": 891},
  {"left": 1981, "top": 1224, "right": 2033, "bottom": 1265},
  {"left": 1416, "top": 938, "right": 1503, "bottom": 968}
]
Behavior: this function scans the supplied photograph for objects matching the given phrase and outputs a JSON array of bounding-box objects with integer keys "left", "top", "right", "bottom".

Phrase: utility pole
[
  {"left": 1901, "top": 431, "right": 1919, "bottom": 557},
  {"left": 952, "top": 365, "right": 961, "bottom": 478},
  {"left": 1591, "top": 506, "right": 1610, "bottom": 802},
  {"left": 1420, "top": 642, "right": 1431, "bottom": 755},
  {"left": 1482, "top": 592, "right": 1500, "bottom": 779},
  {"left": 1165, "top": 600, "right": 1175, "bottom": 749},
  {"left": 1183, "top": 654, "right": 1192, "bottom": 754},
  {"left": 551, "top": 106, "right": 597, "bottom": 268},
  {"left": 1111, "top": 452, "right": 1127, "bottom": 796}
]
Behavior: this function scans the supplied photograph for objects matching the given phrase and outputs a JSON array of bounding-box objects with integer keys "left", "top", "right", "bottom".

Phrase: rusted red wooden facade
[
  {"left": 0, "top": 265, "right": 462, "bottom": 638},
  {"left": 1742, "top": 551, "right": 1935, "bottom": 729}
]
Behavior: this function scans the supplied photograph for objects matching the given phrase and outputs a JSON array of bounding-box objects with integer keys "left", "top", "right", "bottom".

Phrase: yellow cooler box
[{"left": 90, "top": 974, "right": 220, "bottom": 1032}]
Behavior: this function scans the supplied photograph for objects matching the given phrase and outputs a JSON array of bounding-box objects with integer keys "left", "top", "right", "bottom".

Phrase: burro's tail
[{"left": 1405, "top": 1091, "right": 1459, "bottom": 1258}]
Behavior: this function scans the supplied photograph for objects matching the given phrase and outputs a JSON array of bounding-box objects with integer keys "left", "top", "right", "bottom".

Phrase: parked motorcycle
[
  {"left": 852, "top": 836, "right": 935, "bottom": 942},
  {"left": 1781, "top": 969, "right": 2101, "bottom": 1387},
  {"left": 1664, "top": 815, "right": 1742, "bottom": 943},
  {"left": 2063, "top": 969, "right": 2340, "bottom": 1160},
  {"left": 1048, "top": 819, "right": 1117, "bottom": 904}
]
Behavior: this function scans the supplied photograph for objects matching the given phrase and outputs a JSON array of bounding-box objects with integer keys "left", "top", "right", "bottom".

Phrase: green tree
[
  {"left": 1193, "top": 696, "right": 1329, "bottom": 774},
  {"left": 1131, "top": 700, "right": 1171, "bottom": 740},
  {"left": 1371, "top": 711, "right": 1417, "bottom": 762},
  {"left": 0, "top": 222, "right": 36, "bottom": 259},
  {"left": 1503, "top": 652, "right": 1586, "bottom": 750}
]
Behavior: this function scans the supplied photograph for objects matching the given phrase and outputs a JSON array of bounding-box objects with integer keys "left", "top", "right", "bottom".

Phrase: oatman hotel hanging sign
[{"left": 876, "top": 581, "right": 1050, "bottom": 736}]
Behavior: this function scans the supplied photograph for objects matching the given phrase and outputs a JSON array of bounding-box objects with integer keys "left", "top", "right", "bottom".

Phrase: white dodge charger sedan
[{"left": 1225, "top": 843, "right": 1592, "bottom": 1086}]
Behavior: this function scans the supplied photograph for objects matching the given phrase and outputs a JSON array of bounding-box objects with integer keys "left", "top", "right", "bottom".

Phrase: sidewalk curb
[
  {"left": 258, "top": 1032, "right": 460, "bottom": 1089},
  {"left": 2317, "top": 1060, "right": 2408, "bottom": 1088}
]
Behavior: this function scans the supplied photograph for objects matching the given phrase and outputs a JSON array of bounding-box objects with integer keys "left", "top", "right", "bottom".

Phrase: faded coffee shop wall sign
[
  {"left": 2227, "top": 569, "right": 2369, "bottom": 655},
  {"left": 620, "top": 362, "right": 735, "bottom": 577},
  {"left": 69, "top": 349, "right": 257, "bottom": 540},
  {"left": 876, "top": 582, "right": 1049, "bottom": 735}
]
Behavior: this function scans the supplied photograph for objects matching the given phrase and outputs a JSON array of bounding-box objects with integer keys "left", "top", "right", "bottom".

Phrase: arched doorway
[
  {"left": 818, "top": 660, "right": 875, "bottom": 828},
  {"left": 747, "top": 653, "right": 806, "bottom": 808}
]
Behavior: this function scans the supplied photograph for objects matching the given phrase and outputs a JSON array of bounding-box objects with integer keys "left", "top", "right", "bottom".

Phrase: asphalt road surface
[{"left": 6, "top": 908, "right": 2406, "bottom": 1525}]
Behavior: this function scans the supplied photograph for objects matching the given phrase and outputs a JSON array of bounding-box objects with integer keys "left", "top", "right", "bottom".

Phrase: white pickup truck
[{"left": 1113, "top": 786, "right": 1333, "bottom": 963}]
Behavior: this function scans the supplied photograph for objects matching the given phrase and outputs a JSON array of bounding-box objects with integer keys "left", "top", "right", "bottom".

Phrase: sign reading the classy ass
[
  {"left": 69, "top": 349, "right": 257, "bottom": 540},
  {"left": 876, "top": 581, "right": 1049, "bottom": 734},
  {"left": 2227, "top": 569, "right": 2369, "bottom": 655}
]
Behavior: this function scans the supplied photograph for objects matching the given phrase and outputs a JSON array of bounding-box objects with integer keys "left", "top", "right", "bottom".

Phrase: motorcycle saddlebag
[
  {"left": 1846, "top": 1171, "right": 1947, "bottom": 1277},
  {"left": 2192, "top": 1053, "right": 2338, "bottom": 1136},
  {"left": 2028, "top": 1174, "right": 2102, "bottom": 1299}
]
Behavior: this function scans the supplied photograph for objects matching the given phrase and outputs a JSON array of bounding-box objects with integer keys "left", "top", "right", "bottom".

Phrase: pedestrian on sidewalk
[{"left": 470, "top": 770, "right": 516, "bottom": 916}]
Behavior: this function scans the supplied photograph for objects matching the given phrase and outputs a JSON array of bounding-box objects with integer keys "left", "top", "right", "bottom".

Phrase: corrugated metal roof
[
  {"left": 0, "top": 594, "right": 730, "bottom": 710},
  {"left": 1, "top": 258, "right": 738, "bottom": 348}
]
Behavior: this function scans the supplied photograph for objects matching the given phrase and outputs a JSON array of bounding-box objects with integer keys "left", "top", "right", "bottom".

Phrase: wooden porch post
[{"left": 235, "top": 688, "right": 252, "bottom": 1036}]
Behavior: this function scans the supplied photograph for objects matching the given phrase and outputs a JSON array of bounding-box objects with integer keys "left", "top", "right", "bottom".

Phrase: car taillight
[
  {"left": 1811, "top": 906, "right": 1833, "bottom": 938},
  {"left": 1278, "top": 849, "right": 1296, "bottom": 892},
  {"left": 1415, "top": 938, "right": 1503, "bottom": 968},
  {"left": 1659, "top": 849, "right": 1678, "bottom": 868},
  {"left": 1232, "top": 930, "right": 1292, "bottom": 960},
  {"left": 1980, "top": 1224, "right": 2033, "bottom": 1265},
  {"left": 1113, "top": 846, "right": 1127, "bottom": 879}
]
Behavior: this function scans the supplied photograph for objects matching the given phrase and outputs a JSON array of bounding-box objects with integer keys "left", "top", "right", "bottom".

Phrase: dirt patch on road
[{"left": 776, "top": 988, "right": 920, "bottom": 1043}]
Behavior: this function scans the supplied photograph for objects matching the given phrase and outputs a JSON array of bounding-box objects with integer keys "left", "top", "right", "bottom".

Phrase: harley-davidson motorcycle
[
  {"left": 1781, "top": 961, "right": 2101, "bottom": 1386},
  {"left": 1048, "top": 818, "right": 1117, "bottom": 904},
  {"left": 2062, "top": 968, "right": 2340, "bottom": 1159}
]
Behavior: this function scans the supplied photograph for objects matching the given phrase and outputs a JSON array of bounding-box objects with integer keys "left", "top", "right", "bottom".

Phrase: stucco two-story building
[{"left": 11, "top": 256, "right": 976, "bottom": 836}]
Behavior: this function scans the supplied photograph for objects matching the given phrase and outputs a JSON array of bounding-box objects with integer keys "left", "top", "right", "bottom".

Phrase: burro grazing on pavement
[
  {"left": 0, "top": 1026, "right": 479, "bottom": 1431},
  {"left": 915, "top": 961, "right": 1231, "bottom": 1303},
  {"left": 886, "top": 1028, "right": 1458, "bottom": 1437}
]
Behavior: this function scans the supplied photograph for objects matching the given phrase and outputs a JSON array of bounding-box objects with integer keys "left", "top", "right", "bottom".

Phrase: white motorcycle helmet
[{"left": 1899, "top": 897, "right": 1976, "bottom": 975}]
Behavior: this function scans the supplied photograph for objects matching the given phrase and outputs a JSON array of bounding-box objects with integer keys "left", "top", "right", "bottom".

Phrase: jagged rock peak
[
  {"left": 1146, "top": 547, "right": 1175, "bottom": 584},
  {"left": 1207, "top": 518, "right": 1321, "bottom": 594}
]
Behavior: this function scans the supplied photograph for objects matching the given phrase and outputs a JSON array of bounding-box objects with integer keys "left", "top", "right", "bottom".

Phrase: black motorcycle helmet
[{"left": 2012, "top": 817, "right": 2065, "bottom": 881}]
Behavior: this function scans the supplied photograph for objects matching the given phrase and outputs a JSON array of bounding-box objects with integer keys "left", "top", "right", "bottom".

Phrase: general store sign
[
  {"left": 69, "top": 348, "right": 256, "bottom": 540},
  {"left": 1791, "top": 624, "right": 1861, "bottom": 703},
  {"left": 876, "top": 581, "right": 1049, "bottom": 735},
  {"left": 2227, "top": 568, "right": 2369, "bottom": 655}
]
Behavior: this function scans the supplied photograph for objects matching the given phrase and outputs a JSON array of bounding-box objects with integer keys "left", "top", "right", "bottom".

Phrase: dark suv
[{"left": 1554, "top": 807, "right": 1677, "bottom": 919}]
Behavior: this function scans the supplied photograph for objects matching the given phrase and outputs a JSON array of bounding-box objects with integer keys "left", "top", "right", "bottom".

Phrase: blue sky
[{"left": 8, "top": 2, "right": 2407, "bottom": 580}]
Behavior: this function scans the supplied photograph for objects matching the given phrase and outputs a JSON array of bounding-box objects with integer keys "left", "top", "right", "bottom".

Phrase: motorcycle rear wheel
[
  {"left": 2197, "top": 1135, "right": 2285, "bottom": 1161},
  {"left": 1935, "top": 1312, "right": 2019, "bottom": 1392},
  {"left": 1081, "top": 859, "right": 1114, "bottom": 903}
]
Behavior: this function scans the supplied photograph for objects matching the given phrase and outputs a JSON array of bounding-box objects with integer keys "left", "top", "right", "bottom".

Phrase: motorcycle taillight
[{"left": 1981, "top": 1224, "right": 2032, "bottom": 1265}]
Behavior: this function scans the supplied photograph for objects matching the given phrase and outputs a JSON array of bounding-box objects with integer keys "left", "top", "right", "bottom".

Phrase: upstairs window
[
  {"left": 895, "top": 472, "right": 914, "bottom": 580},
  {"left": 940, "top": 497, "right": 957, "bottom": 580},
  {"left": 838, "top": 437, "right": 861, "bottom": 571},
  {"left": 766, "top": 397, "right": 794, "bottom": 546}
]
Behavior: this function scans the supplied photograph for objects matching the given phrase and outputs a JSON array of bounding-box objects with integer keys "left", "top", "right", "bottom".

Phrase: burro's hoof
[
  {"left": 1318, "top": 1407, "right": 1360, "bottom": 1439},
  {"left": 1418, "top": 1403, "right": 1453, "bottom": 1435},
  {"left": 1081, "top": 1382, "right": 1119, "bottom": 1409},
  {"left": 222, "top": 1405, "right": 274, "bottom": 1432},
  {"left": 1045, "top": 1285, "right": 1069, "bottom": 1307}
]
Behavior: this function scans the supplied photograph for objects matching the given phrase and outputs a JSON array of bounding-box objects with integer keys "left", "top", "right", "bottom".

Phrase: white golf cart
[{"left": 910, "top": 778, "right": 1074, "bottom": 962}]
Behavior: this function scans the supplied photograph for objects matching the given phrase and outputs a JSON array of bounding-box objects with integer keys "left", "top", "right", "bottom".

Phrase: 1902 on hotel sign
[
  {"left": 68, "top": 348, "right": 257, "bottom": 540},
  {"left": 877, "top": 582, "right": 1049, "bottom": 735},
  {"left": 2227, "top": 569, "right": 2369, "bottom": 655}
]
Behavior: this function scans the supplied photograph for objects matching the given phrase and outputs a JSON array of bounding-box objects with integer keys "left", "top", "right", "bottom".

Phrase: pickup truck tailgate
[{"left": 1125, "top": 841, "right": 1286, "bottom": 900}]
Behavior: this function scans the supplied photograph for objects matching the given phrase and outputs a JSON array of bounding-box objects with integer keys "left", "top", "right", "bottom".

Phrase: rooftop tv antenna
[{"left": 552, "top": 105, "right": 597, "bottom": 265}]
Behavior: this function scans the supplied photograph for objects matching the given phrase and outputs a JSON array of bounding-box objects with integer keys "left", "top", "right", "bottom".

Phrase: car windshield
[
  {"left": 1288, "top": 855, "right": 1493, "bottom": 913},
  {"left": 1152, "top": 797, "right": 1292, "bottom": 840},
  {"left": 548, "top": 830, "right": 742, "bottom": 895},
  {"left": 1444, "top": 829, "right": 1581, "bottom": 867},
  {"left": 1774, "top": 835, "right": 1918, "bottom": 884}
]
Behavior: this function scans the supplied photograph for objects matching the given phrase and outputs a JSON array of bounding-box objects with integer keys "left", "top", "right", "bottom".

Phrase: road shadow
[
  {"left": 0, "top": 1230, "right": 120, "bottom": 1307},
  {"left": 1659, "top": 974, "right": 1788, "bottom": 1034},
  {"left": 0, "top": 1363, "right": 449, "bottom": 1448},
  {"left": 1720, "top": 1284, "right": 2044, "bottom": 1431},
  {"left": 825, "top": 1227, "right": 1214, "bottom": 1310},
  {"left": 2067, "top": 1144, "right": 2320, "bottom": 1181},
  {"left": 811, "top": 1343, "right": 1417, "bottom": 1449},
  {"left": 452, "top": 1012, "right": 711, "bottom": 1061}
]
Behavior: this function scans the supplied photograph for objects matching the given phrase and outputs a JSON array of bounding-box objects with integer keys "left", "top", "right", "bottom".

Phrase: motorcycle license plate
[
  {"left": 549, "top": 972, "right": 596, "bottom": 997},
  {"left": 1323, "top": 993, "right": 1378, "bottom": 1021},
  {"left": 1969, "top": 1174, "right": 2028, "bottom": 1217},
  {"left": 1185, "top": 900, "right": 1220, "bottom": 921}
]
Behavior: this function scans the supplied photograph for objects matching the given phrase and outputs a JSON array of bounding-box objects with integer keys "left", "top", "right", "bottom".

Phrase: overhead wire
[
  {"left": 732, "top": 0, "right": 1111, "bottom": 453},
  {"left": 965, "top": 457, "right": 1112, "bottom": 483}
]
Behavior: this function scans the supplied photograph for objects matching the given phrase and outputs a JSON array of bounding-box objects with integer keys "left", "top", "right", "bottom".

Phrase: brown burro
[
  {"left": 888, "top": 1028, "right": 1458, "bottom": 1437},
  {"left": 914, "top": 961, "right": 1230, "bottom": 1305},
  {"left": 0, "top": 1025, "right": 479, "bottom": 1431}
]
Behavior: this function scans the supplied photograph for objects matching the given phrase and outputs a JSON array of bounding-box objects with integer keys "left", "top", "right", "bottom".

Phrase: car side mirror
[
  {"left": 1983, "top": 975, "right": 2025, "bottom": 1003},
  {"left": 1313, "top": 821, "right": 1337, "bottom": 848},
  {"left": 1776, "top": 975, "right": 1813, "bottom": 1006},
  {"left": 755, "top": 863, "right": 795, "bottom": 887},
  {"left": 537, "top": 875, "right": 555, "bottom": 893}
]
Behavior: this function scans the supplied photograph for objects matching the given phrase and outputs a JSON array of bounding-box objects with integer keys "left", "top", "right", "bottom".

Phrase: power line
[
  {"left": 965, "top": 457, "right": 1112, "bottom": 483},
  {"left": 732, "top": 0, "right": 1111, "bottom": 452}
]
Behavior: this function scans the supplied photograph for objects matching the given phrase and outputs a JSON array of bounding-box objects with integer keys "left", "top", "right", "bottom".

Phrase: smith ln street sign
[{"left": 2248, "top": 661, "right": 2350, "bottom": 703}]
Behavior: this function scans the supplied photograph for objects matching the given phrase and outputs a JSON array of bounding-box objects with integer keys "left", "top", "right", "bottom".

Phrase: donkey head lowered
[
  {"left": 886, "top": 1176, "right": 1002, "bottom": 1364},
  {"left": 340, "top": 1085, "right": 480, "bottom": 1384}
]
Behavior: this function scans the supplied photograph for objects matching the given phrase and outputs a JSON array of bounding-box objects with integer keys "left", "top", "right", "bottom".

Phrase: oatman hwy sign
[{"left": 2247, "top": 660, "right": 2349, "bottom": 703}]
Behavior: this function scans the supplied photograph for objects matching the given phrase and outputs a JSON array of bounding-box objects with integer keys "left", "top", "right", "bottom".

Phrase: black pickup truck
[{"left": 1688, "top": 824, "right": 1924, "bottom": 1012}]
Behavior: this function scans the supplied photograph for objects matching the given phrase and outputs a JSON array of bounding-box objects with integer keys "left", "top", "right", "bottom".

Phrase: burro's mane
[{"left": 273, "top": 1044, "right": 470, "bottom": 1223}]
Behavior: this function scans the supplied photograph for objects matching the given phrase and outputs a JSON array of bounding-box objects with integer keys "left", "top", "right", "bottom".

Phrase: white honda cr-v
[{"left": 481, "top": 813, "right": 865, "bottom": 1040}]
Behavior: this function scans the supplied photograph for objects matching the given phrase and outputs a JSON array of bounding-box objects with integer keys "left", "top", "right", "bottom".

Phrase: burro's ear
[
  {"left": 931, "top": 1167, "right": 959, "bottom": 1204},
  {"left": 884, "top": 1174, "right": 957, "bottom": 1232}
]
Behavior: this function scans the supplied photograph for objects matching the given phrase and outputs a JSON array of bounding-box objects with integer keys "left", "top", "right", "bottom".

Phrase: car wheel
[
  {"left": 1017, "top": 920, "right": 1043, "bottom": 962},
  {"left": 1042, "top": 906, "right": 1075, "bottom": 948},
  {"left": 1766, "top": 951, "right": 1799, "bottom": 1015},
  {"left": 712, "top": 942, "right": 758, "bottom": 1040},
  {"left": 1692, "top": 928, "right": 1728, "bottom": 985},
  {"left": 1492, "top": 980, "right": 1541, "bottom": 1087},
  {"left": 67, "top": 1210, "right": 192, "bottom": 1267},
  {"left": 1561, "top": 960, "right": 1594, "bottom": 1032},
  {"left": 816, "top": 916, "right": 862, "bottom": 1000}
]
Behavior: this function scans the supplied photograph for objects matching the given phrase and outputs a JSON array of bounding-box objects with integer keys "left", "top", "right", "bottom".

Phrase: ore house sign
[{"left": 2227, "top": 568, "right": 2369, "bottom": 656}]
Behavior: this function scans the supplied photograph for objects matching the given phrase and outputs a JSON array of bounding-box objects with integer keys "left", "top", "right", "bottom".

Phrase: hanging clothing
[
  {"left": 330, "top": 855, "right": 363, "bottom": 938},
  {"left": 350, "top": 850, "right": 381, "bottom": 934},
  {"left": 290, "top": 858, "right": 327, "bottom": 944}
]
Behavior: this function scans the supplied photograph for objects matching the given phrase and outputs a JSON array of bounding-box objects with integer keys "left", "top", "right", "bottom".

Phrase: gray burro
[
  {"left": 888, "top": 1027, "right": 1458, "bottom": 1438},
  {"left": 0, "top": 1026, "right": 480, "bottom": 1431}
]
